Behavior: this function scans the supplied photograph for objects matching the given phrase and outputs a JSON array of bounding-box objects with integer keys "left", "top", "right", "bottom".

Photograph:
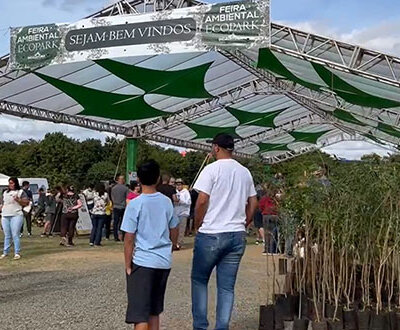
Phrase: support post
[{"left": 126, "top": 138, "right": 138, "bottom": 184}]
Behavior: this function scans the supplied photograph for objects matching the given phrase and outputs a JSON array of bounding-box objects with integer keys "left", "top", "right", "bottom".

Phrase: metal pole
[{"left": 126, "top": 138, "right": 138, "bottom": 184}]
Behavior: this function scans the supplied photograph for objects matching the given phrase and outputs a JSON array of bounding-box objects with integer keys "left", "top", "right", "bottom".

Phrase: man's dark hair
[
  {"left": 137, "top": 160, "right": 160, "bottom": 186},
  {"left": 22, "top": 181, "right": 29, "bottom": 187}
]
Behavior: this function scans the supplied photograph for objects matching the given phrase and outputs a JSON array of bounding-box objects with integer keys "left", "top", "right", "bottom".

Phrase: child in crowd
[
  {"left": 121, "top": 160, "right": 179, "bottom": 330},
  {"left": 41, "top": 189, "right": 56, "bottom": 237}
]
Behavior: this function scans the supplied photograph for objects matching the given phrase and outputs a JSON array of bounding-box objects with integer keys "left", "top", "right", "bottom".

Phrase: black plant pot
[
  {"left": 300, "top": 295, "right": 309, "bottom": 319},
  {"left": 312, "top": 321, "right": 328, "bottom": 330},
  {"left": 276, "top": 294, "right": 296, "bottom": 322},
  {"left": 389, "top": 311, "right": 398, "bottom": 330},
  {"left": 259, "top": 305, "right": 274, "bottom": 330},
  {"left": 274, "top": 306, "right": 285, "bottom": 330},
  {"left": 343, "top": 310, "right": 357, "bottom": 330},
  {"left": 327, "top": 320, "right": 343, "bottom": 330},
  {"left": 357, "top": 310, "right": 371, "bottom": 330},
  {"left": 293, "top": 319, "right": 309, "bottom": 330},
  {"left": 369, "top": 313, "right": 389, "bottom": 330},
  {"left": 395, "top": 312, "right": 400, "bottom": 330}
]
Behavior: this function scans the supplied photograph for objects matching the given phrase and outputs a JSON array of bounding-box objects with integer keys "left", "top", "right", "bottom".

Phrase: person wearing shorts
[{"left": 121, "top": 160, "right": 179, "bottom": 330}]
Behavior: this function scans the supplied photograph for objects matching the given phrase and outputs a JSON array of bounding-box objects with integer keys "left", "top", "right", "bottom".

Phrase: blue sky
[{"left": 0, "top": 0, "right": 399, "bottom": 159}]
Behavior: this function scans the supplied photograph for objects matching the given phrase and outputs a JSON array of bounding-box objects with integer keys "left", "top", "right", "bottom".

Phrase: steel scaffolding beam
[
  {"left": 262, "top": 132, "right": 369, "bottom": 164},
  {"left": 0, "top": 100, "right": 133, "bottom": 136},
  {"left": 270, "top": 23, "right": 400, "bottom": 88},
  {"left": 0, "top": 99, "right": 252, "bottom": 158},
  {"left": 87, "top": 0, "right": 200, "bottom": 17}
]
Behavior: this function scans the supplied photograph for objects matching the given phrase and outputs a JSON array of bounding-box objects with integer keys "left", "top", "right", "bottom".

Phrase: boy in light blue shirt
[{"left": 121, "top": 159, "right": 179, "bottom": 329}]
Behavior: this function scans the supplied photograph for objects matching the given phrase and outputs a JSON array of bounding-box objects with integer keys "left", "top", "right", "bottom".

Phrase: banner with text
[{"left": 9, "top": 0, "right": 270, "bottom": 70}]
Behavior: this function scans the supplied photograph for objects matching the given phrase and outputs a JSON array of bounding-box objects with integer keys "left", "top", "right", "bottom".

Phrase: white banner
[
  {"left": 9, "top": 0, "right": 270, "bottom": 70},
  {"left": 76, "top": 194, "right": 92, "bottom": 235}
]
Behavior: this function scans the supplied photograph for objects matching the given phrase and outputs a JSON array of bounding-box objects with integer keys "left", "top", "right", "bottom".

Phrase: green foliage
[
  {"left": 86, "top": 161, "right": 117, "bottom": 185},
  {"left": 0, "top": 133, "right": 269, "bottom": 188}
]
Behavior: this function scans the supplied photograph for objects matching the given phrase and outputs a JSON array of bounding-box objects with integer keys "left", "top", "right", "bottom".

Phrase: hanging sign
[
  {"left": 9, "top": 0, "right": 270, "bottom": 70},
  {"left": 76, "top": 194, "right": 92, "bottom": 235}
]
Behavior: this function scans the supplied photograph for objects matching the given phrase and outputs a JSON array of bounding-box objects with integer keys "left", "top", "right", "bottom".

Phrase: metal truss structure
[
  {"left": 88, "top": 0, "right": 201, "bottom": 17},
  {"left": 270, "top": 23, "right": 400, "bottom": 88},
  {"left": 0, "top": 99, "right": 255, "bottom": 158},
  {"left": 262, "top": 132, "right": 374, "bottom": 164},
  {"left": 0, "top": 0, "right": 399, "bottom": 163}
]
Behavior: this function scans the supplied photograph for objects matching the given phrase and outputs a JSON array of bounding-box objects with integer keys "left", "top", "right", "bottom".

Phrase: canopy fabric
[{"left": 0, "top": 0, "right": 399, "bottom": 163}]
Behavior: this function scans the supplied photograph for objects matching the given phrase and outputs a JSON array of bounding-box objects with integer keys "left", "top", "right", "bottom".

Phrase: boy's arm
[
  {"left": 124, "top": 233, "right": 135, "bottom": 275},
  {"left": 170, "top": 227, "right": 178, "bottom": 249}
]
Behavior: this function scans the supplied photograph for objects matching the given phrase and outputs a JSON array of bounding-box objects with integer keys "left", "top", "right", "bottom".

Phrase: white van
[{"left": 0, "top": 174, "right": 49, "bottom": 206}]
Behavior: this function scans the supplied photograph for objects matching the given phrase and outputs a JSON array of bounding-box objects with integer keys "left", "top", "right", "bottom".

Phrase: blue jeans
[
  {"left": 90, "top": 214, "right": 106, "bottom": 245},
  {"left": 263, "top": 215, "right": 279, "bottom": 253},
  {"left": 113, "top": 208, "right": 125, "bottom": 240},
  {"left": 191, "top": 231, "right": 246, "bottom": 330},
  {"left": 2, "top": 215, "right": 24, "bottom": 255}
]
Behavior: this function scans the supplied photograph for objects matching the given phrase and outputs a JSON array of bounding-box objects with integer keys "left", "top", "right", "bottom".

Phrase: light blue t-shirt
[{"left": 121, "top": 192, "right": 179, "bottom": 269}]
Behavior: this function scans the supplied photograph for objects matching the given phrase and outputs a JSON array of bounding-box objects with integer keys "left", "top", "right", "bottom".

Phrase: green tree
[{"left": 86, "top": 161, "right": 117, "bottom": 185}]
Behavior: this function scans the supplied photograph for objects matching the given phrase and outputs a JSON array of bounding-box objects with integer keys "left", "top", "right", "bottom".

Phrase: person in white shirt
[
  {"left": 0, "top": 177, "right": 29, "bottom": 260},
  {"left": 191, "top": 133, "right": 258, "bottom": 330},
  {"left": 174, "top": 178, "right": 191, "bottom": 250},
  {"left": 83, "top": 185, "right": 95, "bottom": 213}
]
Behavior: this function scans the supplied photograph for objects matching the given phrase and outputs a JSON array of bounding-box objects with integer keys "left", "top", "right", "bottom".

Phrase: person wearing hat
[
  {"left": 191, "top": 133, "right": 258, "bottom": 330},
  {"left": 174, "top": 178, "right": 191, "bottom": 250}
]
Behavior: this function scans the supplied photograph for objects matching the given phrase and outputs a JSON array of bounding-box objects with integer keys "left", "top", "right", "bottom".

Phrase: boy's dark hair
[
  {"left": 22, "top": 181, "right": 29, "bottom": 187},
  {"left": 137, "top": 160, "right": 160, "bottom": 186}
]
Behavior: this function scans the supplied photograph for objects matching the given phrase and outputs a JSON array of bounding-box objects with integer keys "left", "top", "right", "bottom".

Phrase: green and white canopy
[{"left": 0, "top": 0, "right": 399, "bottom": 163}]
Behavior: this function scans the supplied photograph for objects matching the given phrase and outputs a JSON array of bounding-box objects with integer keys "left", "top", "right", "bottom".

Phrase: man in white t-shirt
[{"left": 191, "top": 133, "right": 258, "bottom": 330}]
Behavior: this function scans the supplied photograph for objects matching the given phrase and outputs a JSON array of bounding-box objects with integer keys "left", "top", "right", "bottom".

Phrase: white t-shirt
[
  {"left": 175, "top": 188, "right": 191, "bottom": 217},
  {"left": 1, "top": 189, "right": 26, "bottom": 217},
  {"left": 193, "top": 159, "right": 257, "bottom": 234}
]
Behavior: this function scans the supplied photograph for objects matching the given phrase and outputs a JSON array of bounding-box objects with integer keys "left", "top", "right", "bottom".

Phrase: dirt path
[{"left": 0, "top": 233, "right": 272, "bottom": 329}]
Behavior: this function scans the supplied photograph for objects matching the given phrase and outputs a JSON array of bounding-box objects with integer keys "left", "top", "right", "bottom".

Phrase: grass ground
[{"left": 0, "top": 226, "right": 273, "bottom": 329}]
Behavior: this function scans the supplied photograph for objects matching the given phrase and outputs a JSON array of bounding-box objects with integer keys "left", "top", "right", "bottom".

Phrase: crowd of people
[
  {"left": 0, "top": 171, "right": 200, "bottom": 258},
  {"left": 0, "top": 132, "right": 260, "bottom": 329},
  {"left": 0, "top": 131, "right": 325, "bottom": 329}
]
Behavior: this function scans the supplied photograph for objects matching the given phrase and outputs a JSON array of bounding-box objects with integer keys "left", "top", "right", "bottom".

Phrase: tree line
[{"left": 0, "top": 132, "right": 269, "bottom": 188}]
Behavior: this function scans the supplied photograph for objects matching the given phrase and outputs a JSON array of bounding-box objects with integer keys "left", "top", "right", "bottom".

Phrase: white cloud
[
  {"left": 276, "top": 19, "right": 400, "bottom": 57},
  {"left": 41, "top": 0, "right": 116, "bottom": 13},
  {"left": 0, "top": 114, "right": 114, "bottom": 143},
  {"left": 322, "top": 141, "right": 395, "bottom": 160}
]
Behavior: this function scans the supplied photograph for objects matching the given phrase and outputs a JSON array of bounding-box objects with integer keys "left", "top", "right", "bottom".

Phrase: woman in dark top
[{"left": 60, "top": 185, "right": 82, "bottom": 247}]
